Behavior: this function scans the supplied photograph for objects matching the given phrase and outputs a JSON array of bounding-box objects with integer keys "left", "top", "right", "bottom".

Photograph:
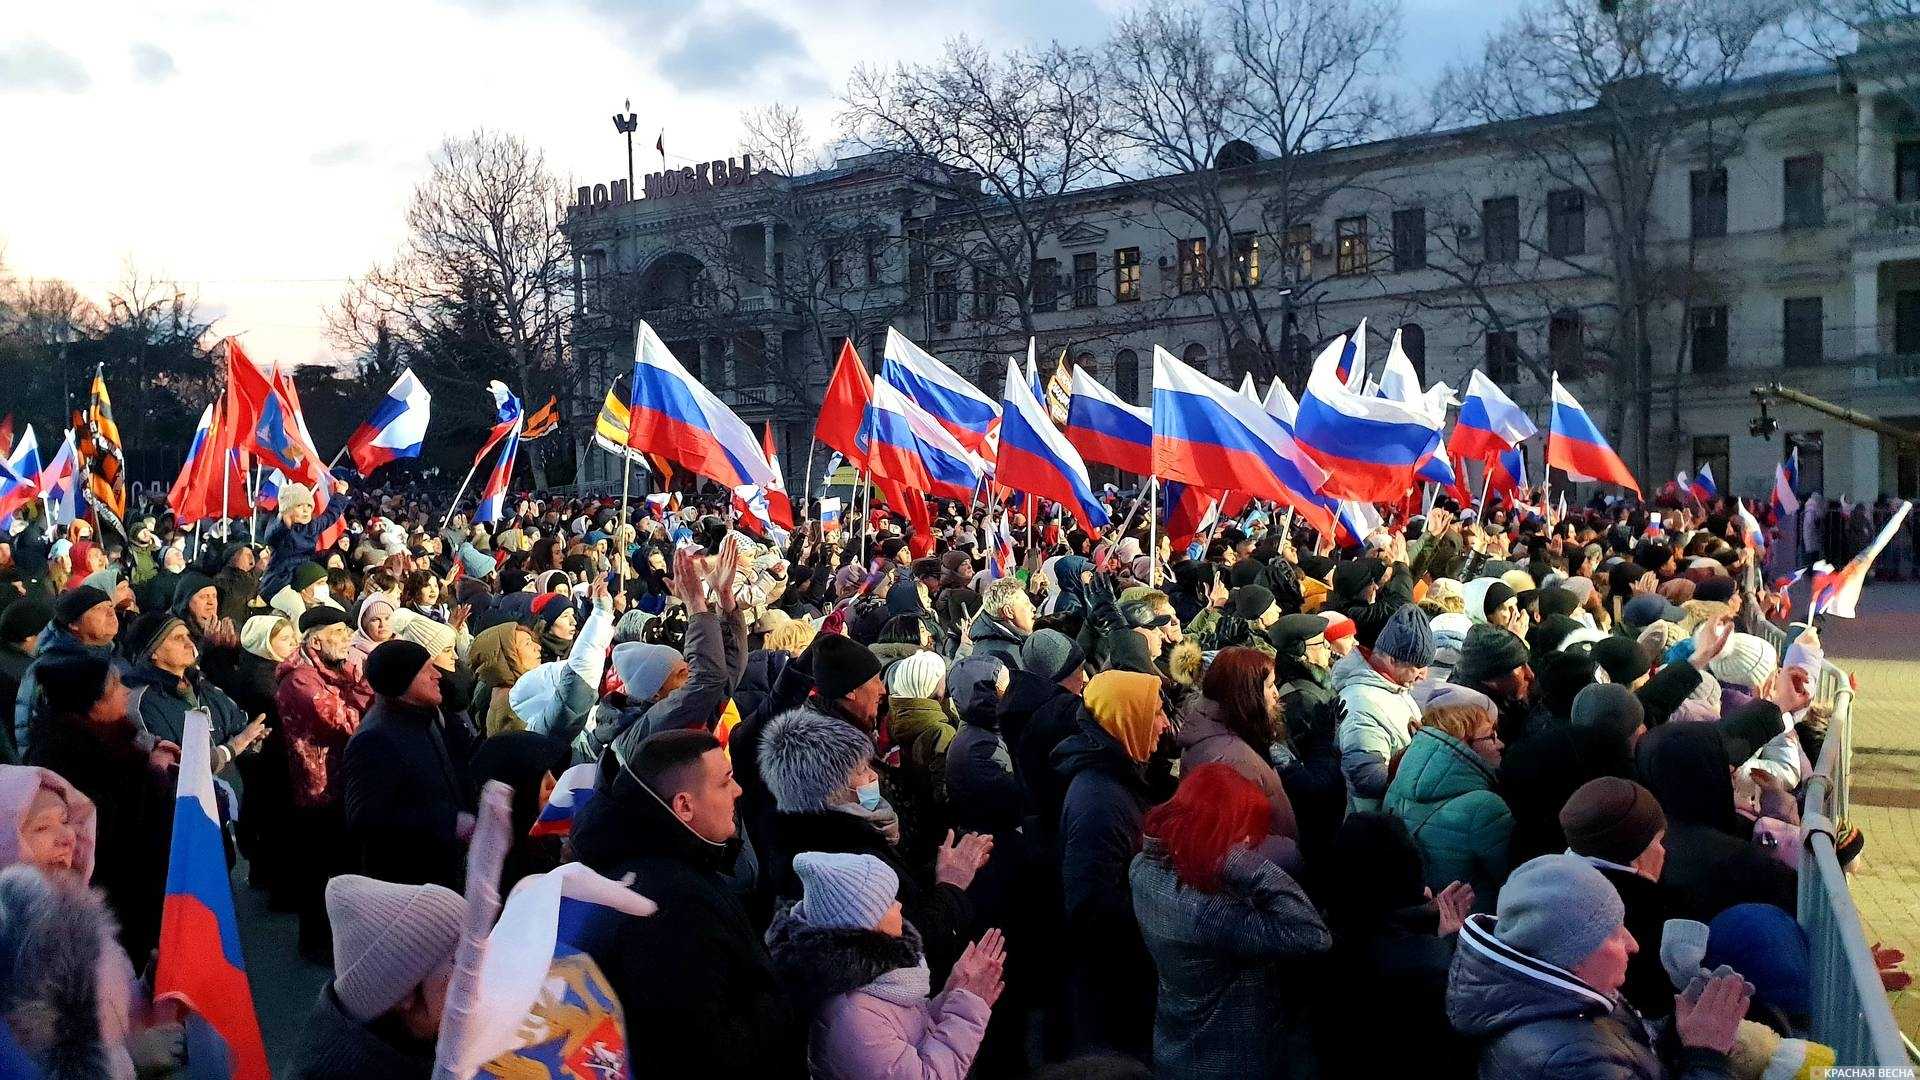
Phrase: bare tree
[
  {"left": 330, "top": 130, "right": 573, "bottom": 484},
  {"left": 1435, "top": 0, "right": 1793, "bottom": 475},
  {"left": 740, "top": 103, "right": 828, "bottom": 177},
  {"left": 1102, "top": 0, "right": 1407, "bottom": 385}
]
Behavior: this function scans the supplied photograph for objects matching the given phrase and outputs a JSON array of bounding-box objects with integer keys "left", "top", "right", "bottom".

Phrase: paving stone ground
[{"left": 1817, "top": 580, "right": 1920, "bottom": 1042}]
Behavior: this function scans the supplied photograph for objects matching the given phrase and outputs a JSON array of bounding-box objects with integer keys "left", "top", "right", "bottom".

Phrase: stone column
[
  {"left": 1851, "top": 425, "right": 1883, "bottom": 502},
  {"left": 1856, "top": 262, "right": 1881, "bottom": 359}
]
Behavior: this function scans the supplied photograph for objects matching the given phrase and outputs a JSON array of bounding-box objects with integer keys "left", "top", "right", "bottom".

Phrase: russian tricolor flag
[
  {"left": 1736, "top": 498, "right": 1768, "bottom": 557},
  {"left": 1065, "top": 363, "right": 1151, "bottom": 475},
  {"left": 156, "top": 708, "right": 270, "bottom": 1080},
  {"left": 0, "top": 424, "right": 39, "bottom": 523},
  {"left": 1153, "top": 347, "right": 1336, "bottom": 535},
  {"left": 881, "top": 327, "right": 1001, "bottom": 455},
  {"left": 1688, "top": 462, "right": 1717, "bottom": 503},
  {"left": 859, "top": 378, "right": 987, "bottom": 502},
  {"left": 998, "top": 357, "right": 1108, "bottom": 534},
  {"left": 345, "top": 368, "right": 432, "bottom": 475},
  {"left": 1262, "top": 377, "right": 1299, "bottom": 429},
  {"left": 530, "top": 762, "right": 599, "bottom": 838},
  {"left": 1546, "top": 375, "right": 1640, "bottom": 495},
  {"left": 818, "top": 496, "right": 842, "bottom": 535},
  {"left": 1487, "top": 446, "right": 1528, "bottom": 500},
  {"left": 1449, "top": 368, "right": 1538, "bottom": 462},
  {"left": 1810, "top": 501, "right": 1911, "bottom": 618},
  {"left": 40, "top": 431, "right": 79, "bottom": 526},
  {"left": 625, "top": 321, "right": 779, "bottom": 491},
  {"left": 1293, "top": 333, "right": 1442, "bottom": 503},
  {"left": 474, "top": 382, "right": 524, "bottom": 524},
  {"left": 1772, "top": 448, "right": 1801, "bottom": 516}
]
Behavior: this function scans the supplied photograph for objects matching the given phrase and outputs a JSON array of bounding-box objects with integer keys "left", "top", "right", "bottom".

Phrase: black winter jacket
[{"left": 340, "top": 697, "right": 466, "bottom": 890}]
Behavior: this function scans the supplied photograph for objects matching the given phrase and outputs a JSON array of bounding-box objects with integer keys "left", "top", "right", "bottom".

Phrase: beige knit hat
[
  {"left": 326, "top": 875, "right": 468, "bottom": 1023},
  {"left": 277, "top": 482, "right": 316, "bottom": 515},
  {"left": 389, "top": 608, "right": 457, "bottom": 667}
]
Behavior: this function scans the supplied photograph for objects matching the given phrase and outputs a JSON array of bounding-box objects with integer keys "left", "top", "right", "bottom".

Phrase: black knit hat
[
  {"left": 0, "top": 598, "right": 53, "bottom": 645},
  {"left": 804, "top": 633, "right": 883, "bottom": 701},
  {"left": 51, "top": 586, "right": 114, "bottom": 628},
  {"left": 127, "top": 612, "right": 185, "bottom": 663},
  {"left": 1232, "top": 585, "right": 1276, "bottom": 621},
  {"left": 1453, "top": 623, "right": 1530, "bottom": 683},
  {"left": 365, "top": 639, "right": 433, "bottom": 697},
  {"left": 35, "top": 652, "right": 114, "bottom": 717}
]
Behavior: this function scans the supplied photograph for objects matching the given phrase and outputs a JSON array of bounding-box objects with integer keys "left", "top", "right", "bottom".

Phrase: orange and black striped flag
[
  {"left": 520, "top": 395, "right": 560, "bottom": 441},
  {"left": 72, "top": 366, "right": 128, "bottom": 539}
]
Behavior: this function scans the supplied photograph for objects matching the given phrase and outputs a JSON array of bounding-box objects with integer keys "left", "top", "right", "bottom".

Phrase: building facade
[{"left": 563, "top": 32, "right": 1920, "bottom": 503}]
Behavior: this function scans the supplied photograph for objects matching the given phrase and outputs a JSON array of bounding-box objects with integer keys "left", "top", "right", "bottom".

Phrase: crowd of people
[{"left": 0, "top": 469, "right": 1872, "bottom": 1079}]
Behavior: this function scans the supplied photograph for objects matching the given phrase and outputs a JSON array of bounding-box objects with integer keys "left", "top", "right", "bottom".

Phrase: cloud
[
  {"left": 130, "top": 43, "right": 176, "bottom": 84},
  {"left": 0, "top": 40, "right": 89, "bottom": 94},
  {"left": 657, "top": 10, "right": 810, "bottom": 92},
  {"left": 310, "top": 141, "right": 371, "bottom": 167}
]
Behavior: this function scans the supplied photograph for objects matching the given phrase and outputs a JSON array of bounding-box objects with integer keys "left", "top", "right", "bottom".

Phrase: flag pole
[
  {"left": 1477, "top": 458, "right": 1494, "bottom": 516},
  {"left": 1148, "top": 478, "right": 1160, "bottom": 588},
  {"left": 248, "top": 460, "right": 260, "bottom": 542},
  {"left": 221, "top": 453, "right": 231, "bottom": 530},
  {"left": 856, "top": 466, "right": 870, "bottom": 566},
  {"left": 1202, "top": 489, "right": 1233, "bottom": 549},
  {"left": 441, "top": 457, "right": 485, "bottom": 531},
  {"left": 616, "top": 449, "right": 634, "bottom": 597},
  {"left": 801, "top": 436, "right": 818, "bottom": 519}
]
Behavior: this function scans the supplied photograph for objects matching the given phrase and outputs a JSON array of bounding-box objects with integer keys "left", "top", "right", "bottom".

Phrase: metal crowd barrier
[{"left": 1797, "top": 675, "right": 1911, "bottom": 1066}]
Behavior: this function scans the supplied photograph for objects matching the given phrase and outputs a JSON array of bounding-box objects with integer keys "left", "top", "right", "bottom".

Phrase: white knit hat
[
  {"left": 326, "top": 875, "right": 468, "bottom": 1022},
  {"left": 793, "top": 851, "right": 899, "bottom": 931},
  {"left": 884, "top": 651, "right": 946, "bottom": 700},
  {"left": 1707, "top": 632, "right": 1778, "bottom": 691}
]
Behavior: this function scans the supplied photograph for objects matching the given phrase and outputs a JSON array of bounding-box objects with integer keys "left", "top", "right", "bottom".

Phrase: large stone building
[{"left": 563, "top": 29, "right": 1920, "bottom": 502}]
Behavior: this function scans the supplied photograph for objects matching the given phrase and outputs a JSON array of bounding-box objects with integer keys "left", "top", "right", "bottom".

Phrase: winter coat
[
  {"left": 1273, "top": 666, "right": 1346, "bottom": 894},
  {"left": 878, "top": 695, "right": 957, "bottom": 868},
  {"left": 944, "top": 716, "right": 1023, "bottom": 837},
  {"left": 764, "top": 808, "right": 975, "bottom": 978},
  {"left": 1053, "top": 708, "right": 1160, "bottom": 1055},
  {"left": 341, "top": 698, "right": 466, "bottom": 890},
  {"left": 274, "top": 646, "right": 374, "bottom": 808},
  {"left": 960, "top": 609, "right": 1026, "bottom": 671},
  {"left": 1008, "top": 677, "right": 1080, "bottom": 844},
  {"left": 1497, "top": 719, "right": 1588, "bottom": 865},
  {"left": 1332, "top": 648, "right": 1420, "bottom": 812},
  {"left": 1589, "top": 861, "right": 1682, "bottom": 1020},
  {"left": 1130, "top": 840, "right": 1330, "bottom": 1080},
  {"left": 0, "top": 642, "right": 31, "bottom": 764},
  {"left": 0, "top": 865, "right": 139, "bottom": 1080},
  {"left": 1321, "top": 903, "right": 1467, "bottom": 1080},
  {"left": 285, "top": 984, "right": 432, "bottom": 1080},
  {"left": 13, "top": 622, "right": 116, "bottom": 764},
  {"left": 257, "top": 499, "right": 345, "bottom": 601},
  {"left": 569, "top": 752, "right": 803, "bottom": 1080},
  {"left": 630, "top": 608, "right": 747, "bottom": 741},
  {"left": 1175, "top": 698, "right": 1298, "bottom": 840},
  {"left": 1384, "top": 728, "right": 1512, "bottom": 909},
  {"left": 1636, "top": 723, "right": 1797, "bottom": 922},
  {"left": 505, "top": 599, "right": 615, "bottom": 746},
  {"left": 764, "top": 911, "right": 990, "bottom": 1080},
  {"left": 1447, "top": 913, "right": 1731, "bottom": 1080},
  {"left": 124, "top": 662, "right": 250, "bottom": 762}
]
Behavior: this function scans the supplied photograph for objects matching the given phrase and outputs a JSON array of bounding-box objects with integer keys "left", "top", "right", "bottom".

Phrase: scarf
[{"left": 860, "top": 957, "right": 933, "bottom": 1009}]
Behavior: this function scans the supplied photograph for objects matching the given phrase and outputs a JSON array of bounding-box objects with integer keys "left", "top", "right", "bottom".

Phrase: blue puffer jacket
[
  {"left": 1446, "top": 914, "right": 1730, "bottom": 1080},
  {"left": 1384, "top": 728, "right": 1512, "bottom": 910}
]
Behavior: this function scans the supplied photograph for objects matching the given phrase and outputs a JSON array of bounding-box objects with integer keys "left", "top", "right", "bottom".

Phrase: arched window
[
  {"left": 1400, "top": 323, "right": 1427, "bottom": 383},
  {"left": 1182, "top": 341, "right": 1209, "bottom": 377},
  {"left": 1115, "top": 348, "right": 1140, "bottom": 403},
  {"left": 1073, "top": 350, "right": 1096, "bottom": 378}
]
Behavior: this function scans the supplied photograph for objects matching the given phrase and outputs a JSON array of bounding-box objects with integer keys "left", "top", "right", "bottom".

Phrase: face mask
[
  {"left": 311, "top": 582, "right": 331, "bottom": 602},
  {"left": 856, "top": 781, "right": 882, "bottom": 812}
]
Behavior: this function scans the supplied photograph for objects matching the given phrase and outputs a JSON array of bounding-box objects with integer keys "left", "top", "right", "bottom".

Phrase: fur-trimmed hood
[
  {"left": 1166, "top": 639, "right": 1203, "bottom": 691},
  {"left": 765, "top": 903, "right": 924, "bottom": 1013},
  {"left": 0, "top": 865, "right": 119, "bottom": 1079}
]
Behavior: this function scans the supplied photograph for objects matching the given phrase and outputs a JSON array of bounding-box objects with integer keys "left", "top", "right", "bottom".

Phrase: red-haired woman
[
  {"left": 1176, "top": 647, "right": 1300, "bottom": 867},
  {"left": 1130, "top": 763, "right": 1329, "bottom": 1080}
]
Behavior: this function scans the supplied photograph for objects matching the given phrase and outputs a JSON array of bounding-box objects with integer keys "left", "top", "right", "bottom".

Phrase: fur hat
[
  {"left": 277, "top": 482, "right": 316, "bottom": 515},
  {"left": 761, "top": 708, "right": 874, "bottom": 812}
]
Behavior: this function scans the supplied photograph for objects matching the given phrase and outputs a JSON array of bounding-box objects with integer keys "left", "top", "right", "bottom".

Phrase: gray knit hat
[
  {"left": 1454, "top": 623, "right": 1530, "bottom": 683},
  {"left": 761, "top": 707, "right": 874, "bottom": 811},
  {"left": 326, "top": 875, "right": 468, "bottom": 1023},
  {"left": 794, "top": 851, "right": 899, "bottom": 931},
  {"left": 1494, "top": 853, "right": 1626, "bottom": 970},
  {"left": 1372, "top": 604, "right": 1435, "bottom": 667},
  {"left": 612, "top": 641, "right": 682, "bottom": 700},
  {"left": 1020, "top": 628, "right": 1084, "bottom": 683}
]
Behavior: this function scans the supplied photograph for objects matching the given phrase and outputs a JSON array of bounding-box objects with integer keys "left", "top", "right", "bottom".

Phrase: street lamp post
[{"left": 612, "top": 101, "right": 639, "bottom": 201}]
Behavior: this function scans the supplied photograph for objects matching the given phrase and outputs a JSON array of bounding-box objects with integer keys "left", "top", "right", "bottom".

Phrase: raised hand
[
  {"left": 1690, "top": 613, "right": 1736, "bottom": 669},
  {"left": 944, "top": 928, "right": 1008, "bottom": 1007},
  {"left": 1674, "top": 972, "right": 1752, "bottom": 1054},
  {"left": 1431, "top": 881, "right": 1475, "bottom": 936},
  {"left": 934, "top": 829, "right": 994, "bottom": 891}
]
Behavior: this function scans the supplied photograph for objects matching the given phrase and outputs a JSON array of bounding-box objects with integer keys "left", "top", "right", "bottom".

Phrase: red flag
[
  {"left": 762, "top": 422, "right": 794, "bottom": 529},
  {"left": 171, "top": 398, "right": 253, "bottom": 525},
  {"left": 817, "top": 341, "right": 872, "bottom": 467},
  {"left": 0, "top": 414, "right": 12, "bottom": 459}
]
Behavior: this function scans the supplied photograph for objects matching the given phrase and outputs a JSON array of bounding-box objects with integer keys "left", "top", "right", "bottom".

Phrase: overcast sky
[{"left": 0, "top": 0, "right": 1507, "bottom": 368}]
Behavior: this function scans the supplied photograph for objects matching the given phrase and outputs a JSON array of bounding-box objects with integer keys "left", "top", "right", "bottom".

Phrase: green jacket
[{"left": 1384, "top": 727, "right": 1512, "bottom": 910}]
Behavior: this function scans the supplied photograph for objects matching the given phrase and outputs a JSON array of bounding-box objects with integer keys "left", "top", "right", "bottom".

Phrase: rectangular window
[
  {"left": 1692, "top": 435, "right": 1730, "bottom": 496},
  {"left": 1336, "top": 217, "right": 1368, "bottom": 275},
  {"left": 864, "top": 234, "right": 882, "bottom": 284},
  {"left": 1284, "top": 224, "right": 1313, "bottom": 281},
  {"left": 1114, "top": 247, "right": 1141, "bottom": 302},
  {"left": 1482, "top": 197, "right": 1519, "bottom": 263},
  {"left": 1548, "top": 313, "right": 1583, "bottom": 368},
  {"left": 1178, "top": 238, "right": 1208, "bottom": 294},
  {"left": 1899, "top": 142, "right": 1920, "bottom": 203},
  {"left": 1031, "top": 258, "right": 1058, "bottom": 313},
  {"left": 1783, "top": 155, "right": 1824, "bottom": 229},
  {"left": 1790, "top": 431, "right": 1825, "bottom": 494},
  {"left": 1690, "top": 306, "right": 1729, "bottom": 373},
  {"left": 1898, "top": 290, "right": 1920, "bottom": 354},
  {"left": 931, "top": 269, "right": 958, "bottom": 324},
  {"left": 972, "top": 268, "right": 996, "bottom": 319},
  {"left": 1073, "top": 252, "right": 1099, "bottom": 307},
  {"left": 1232, "top": 232, "right": 1261, "bottom": 286},
  {"left": 826, "top": 242, "right": 846, "bottom": 289},
  {"left": 1691, "top": 167, "right": 1729, "bottom": 239},
  {"left": 1486, "top": 330, "right": 1518, "bottom": 384},
  {"left": 1392, "top": 208, "right": 1426, "bottom": 271},
  {"left": 1783, "top": 296, "right": 1823, "bottom": 367},
  {"left": 1546, "top": 189, "right": 1585, "bottom": 256}
]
